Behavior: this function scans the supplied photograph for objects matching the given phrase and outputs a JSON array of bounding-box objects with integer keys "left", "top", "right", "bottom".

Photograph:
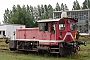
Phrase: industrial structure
[{"left": 53, "top": 9, "right": 90, "bottom": 34}]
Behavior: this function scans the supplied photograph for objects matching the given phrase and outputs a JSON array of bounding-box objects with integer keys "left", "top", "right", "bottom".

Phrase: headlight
[
  {"left": 83, "top": 42, "right": 86, "bottom": 46},
  {"left": 73, "top": 43, "right": 76, "bottom": 47}
]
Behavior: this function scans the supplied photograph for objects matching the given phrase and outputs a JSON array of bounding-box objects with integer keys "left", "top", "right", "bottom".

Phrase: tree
[
  {"left": 55, "top": 2, "right": 61, "bottom": 11},
  {"left": 3, "top": 8, "right": 11, "bottom": 24},
  {"left": 3, "top": 5, "right": 38, "bottom": 28},
  {"left": 40, "top": 4, "right": 45, "bottom": 19},
  {"left": 64, "top": 4, "right": 69, "bottom": 11},
  {"left": 33, "top": 7, "right": 39, "bottom": 20},
  {"left": 72, "top": 0, "right": 81, "bottom": 10},
  {"left": 37, "top": 5, "right": 41, "bottom": 17},
  {"left": 30, "top": 5, "right": 34, "bottom": 16},
  {"left": 44, "top": 4, "right": 49, "bottom": 19},
  {"left": 61, "top": 3, "right": 64, "bottom": 11},
  {"left": 48, "top": 4, "right": 53, "bottom": 18},
  {"left": 82, "top": 0, "right": 90, "bottom": 9}
]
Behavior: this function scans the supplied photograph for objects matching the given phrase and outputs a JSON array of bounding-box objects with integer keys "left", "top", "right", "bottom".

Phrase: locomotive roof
[
  {"left": 37, "top": 18, "right": 77, "bottom": 22},
  {"left": 37, "top": 18, "right": 60, "bottom": 22}
]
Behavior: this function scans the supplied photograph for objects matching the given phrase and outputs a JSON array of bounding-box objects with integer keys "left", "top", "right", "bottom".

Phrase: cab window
[
  {"left": 39, "top": 22, "right": 48, "bottom": 31},
  {"left": 44, "top": 23, "right": 48, "bottom": 31},
  {"left": 51, "top": 23, "right": 55, "bottom": 33},
  {"left": 39, "top": 23, "right": 44, "bottom": 31},
  {"left": 59, "top": 20, "right": 65, "bottom": 30},
  {"left": 70, "top": 21, "right": 75, "bottom": 30}
]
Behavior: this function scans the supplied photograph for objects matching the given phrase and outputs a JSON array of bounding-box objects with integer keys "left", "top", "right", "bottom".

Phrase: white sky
[{"left": 0, "top": 0, "right": 84, "bottom": 24}]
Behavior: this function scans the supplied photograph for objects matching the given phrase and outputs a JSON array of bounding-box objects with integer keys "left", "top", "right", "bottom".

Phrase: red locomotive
[{"left": 7, "top": 12, "right": 86, "bottom": 56}]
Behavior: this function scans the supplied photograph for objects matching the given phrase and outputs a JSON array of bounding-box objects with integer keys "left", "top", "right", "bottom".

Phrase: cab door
[
  {"left": 50, "top": 23, "right": 55, "bottom": 40},
  {"left": 59, "top": 19, "right": 66, "bottom": 40},
  {"left": 39, "top": 22, "right": 50, "bottom": 40}
]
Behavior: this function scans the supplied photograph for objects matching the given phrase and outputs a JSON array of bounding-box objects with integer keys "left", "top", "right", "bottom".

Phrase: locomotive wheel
[
  {"left": 5, "top": 40, "right": 9, "bottom": 44},
  {"left": 59, "top": 42, "right": 73, "bottom": 56},
  {"left": 59, "top": 43, "right": 65, "bottom": 56},
  {"left": 59, "top": 47, "right": 65, "bottom": 56}
]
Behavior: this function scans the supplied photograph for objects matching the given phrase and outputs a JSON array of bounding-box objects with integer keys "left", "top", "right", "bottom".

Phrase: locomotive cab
[
  {"left": 58, "top": 18, "right": 77, "bottom": 42},
  {"left": 38, "top": 18, "right": 77, "bottom": 42}
]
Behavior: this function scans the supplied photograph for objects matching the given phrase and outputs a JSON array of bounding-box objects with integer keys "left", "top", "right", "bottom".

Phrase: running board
[
  {"left": 51, "top": 52, "right": 59, "bottom": 53},
  {"left": 50, "top": 48, "right": 59, "bottom": 49}
]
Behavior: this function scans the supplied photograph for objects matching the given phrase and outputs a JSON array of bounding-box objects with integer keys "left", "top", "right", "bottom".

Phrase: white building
[{"left": 0, "top": 24, "right": 25, "bottom": 38}]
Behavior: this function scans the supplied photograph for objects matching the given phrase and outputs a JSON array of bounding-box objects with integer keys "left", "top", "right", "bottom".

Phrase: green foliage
[
  {"left": 61, "top": 3, "right": 64, "bottom": 11},
  {"left": 3, "top": 8, "right": 10, "bottom": 23},
  {"left": 64, "top": 4, "right": 69, "bottom": 11},
  {"left": 72, "top": 0, "right": 90, "bottom": 10},
  {"left": 48, "top": 4, "right": 53, "bottom": 18},
  {"left": 3, "top": 5, "right": 38, "bottom": 28},
  {"left": 72, "top": 0, "right": 81, "bottom": 10},
  {"left": 3, "top": 4, "right": 55, "bottom": 28},
  {"left": 55, "top": 3, "right": 69, "bottom": 11},
  {"left": 44, "top": 5, "right": 49, "bottom": 19},
  {"left": 55, "top": 2, "right": 61, "bottom": 11},
  {"left": 82, "top": 0, "right": 90, "bottom": 9}
]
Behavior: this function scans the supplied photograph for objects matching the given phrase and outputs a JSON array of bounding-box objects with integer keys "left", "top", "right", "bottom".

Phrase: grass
[
  {"left": 0, "top": 37, "right": 90, "bottom": 60},
  {"left": 0, "top": 51, "right": 73, "bottom": 60}
]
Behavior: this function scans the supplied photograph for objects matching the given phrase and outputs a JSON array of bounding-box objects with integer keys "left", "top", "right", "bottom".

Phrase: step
[
  {"left": 26, "top": 50, "right": 37, "bottom": 51},
  {"left": 50, "top": 48, "right": 59, "bottom": 49},
  {"left": 51, "top": 52, "right": 59, "bottom": 53}
]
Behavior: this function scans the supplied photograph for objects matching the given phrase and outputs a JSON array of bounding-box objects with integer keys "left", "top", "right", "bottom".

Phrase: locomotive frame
[{"left": 6, "top": 17, "right": 86, "bottom": 56}]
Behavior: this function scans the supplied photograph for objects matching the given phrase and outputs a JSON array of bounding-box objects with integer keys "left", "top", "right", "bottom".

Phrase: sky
[{"left": 0, "top": 0, "right": 84, "bottom": 24}]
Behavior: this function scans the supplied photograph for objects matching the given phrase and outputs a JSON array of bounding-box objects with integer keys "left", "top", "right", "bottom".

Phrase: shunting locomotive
[{"left": 7, "top": 12, "right": 86, "bottom": 56}]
